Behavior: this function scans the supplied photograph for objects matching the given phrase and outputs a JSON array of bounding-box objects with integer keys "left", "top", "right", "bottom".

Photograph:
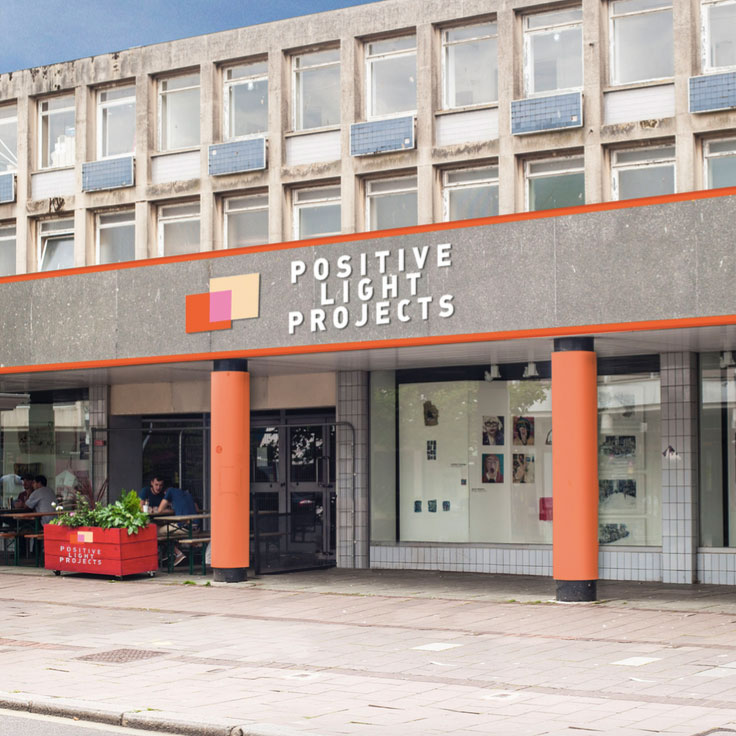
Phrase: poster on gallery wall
[{"left": 512, "top": 416, "right": 534, "bottom": 446}]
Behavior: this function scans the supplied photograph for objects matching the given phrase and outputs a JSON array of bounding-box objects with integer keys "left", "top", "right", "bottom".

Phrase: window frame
[
  {"left": 441, "top": 165, "right": 500, "bottom": 221},
  {"left": 292, "top": 185, "right": 342, "bottom": 240},
  {"left": 37, "top": 217, "right": 75, "bottom": 272},
  {"left": 38, "top": 93, "right": 76, "bottom": 170},
  {"left": 703, "top": 136, "right": 736, "bottom": 189},
  {"left": 223, "top": 60, "right": 269, "bottom": 141},
  {"left": 702, "top": 0, "right": 736, "bottom": 72},
  {"left": 292, "top": 48, "right": 341, "bottom": 131},
  {"left": 610, "top": 144, "right": 676, "bottom": 200},
  {"left": 0, "top": 223, "right": 16, "bottom": 277},
  {"left": 523, "top": 7, "right": 583, "bottom": 96},
  {"left": 157, "top": 201, "right": 201, "bottom": 257},
  {"left": 365, "top": 174, "right": 418, "bottom": 231},
  {"left": 365, "top": 35, "right": 417, "bottom": 120},
  {"left": 441, "top": 21, "right": 498, "bottom": 109},
  {"left": 524, "top": 154, "right": 585, "bottom": 212},
  {"left": 609, "top": 0, "right": 674, "bottom": 86},
  {"left": 223, "top": 193, "right": 269, "bottom": 248},
  {"left": 95, "top": 209, "right": 136, "bottom": 265},
  {"left": 96, "top": 84, "right": 136, "bottom": 160},
  {"left": 157, "top": 72, "right": 201, "bottom": 152},
  {"left": 0, "top": 103, "right": 18, "bottom": 174}
]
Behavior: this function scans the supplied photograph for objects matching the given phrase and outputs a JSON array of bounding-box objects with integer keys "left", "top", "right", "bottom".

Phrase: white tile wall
[
  {"left": 285, "top": 130, "right": 340, "bottom": 166},
  {"left": 698, "top": 551, "right": 736, "bottom": 585},
  {"left": 151, "top": 150, "right": 200, "bottom": 184},
  {"left": 603, "top": 84, "right": 675, "bottom": 125},
  {"left": 88, "top": 384, "right": 108, "bottom": 502},
  {"left": 31, "top": 168, "right": 75, "bottom": 199},
  {"left": 435, "top": 108, "right": 499, "bottom": 147}
]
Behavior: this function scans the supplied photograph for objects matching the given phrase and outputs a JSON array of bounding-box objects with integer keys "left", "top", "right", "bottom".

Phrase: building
[{"left": 0, "top": 0, "right": 735, "bottom": 596}]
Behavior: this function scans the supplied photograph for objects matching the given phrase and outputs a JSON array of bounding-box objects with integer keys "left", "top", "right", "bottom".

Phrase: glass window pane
[
  {"left": 102, "top": 101, "right": 135, "bottom": 157},
  {"left": 41, "top": 218, "right": 73, "bottom": 233},
  {"left": 708, "top": 139, "right": 736, "bottom": 155},
  {"left": 227, "top": 61, "right": 268, "bottom": 79},
  {"left": 162, "top": 219, "right": 200, "bottom": 257},
  {"left": 370, "top": 54, "right": 416, "bottom": 116},
  {"left": 0, "top": 228, "right": 15, "bottom": 277},
  {"left": 299, "top": 203, "right": 341, "bottom": 238},
  {"left": 612, "top": 11, "right": 673, "bottom": 83},
  {"left": 709, "top": 3, "right": 736, "bottom": 68},
  {"left": 99, "top": 223, "right": 135, "bottom": 264},
  {"left": 370, "top": 191, "right": 417, "bottom": 230},
  {"left": 227, "top": 209, "right": 269, "bottom": 247},
  {"left": 612, "top": 0, "right": 671, "bottom": 13},
  {"left": 0, "top": 114, "right": 17, "bottom": 173},
  {"left": 446, "top": 166, "right": 498, "bottom": 185},
  {"left": 446, "top": 37, "right": 498, "bottom": 106},
  {"left": 448, "top": 184, "right": 499, "bottom": 220},
  {"left": 708, "top": 155, "right": 736, "bottom": 188},
  {"left": 368, "top": 36, "right": 415, "bottom": 56},
  {"left": 368, "top": 176, "right": 418, "bottom": 194},
  {"left": 43, "top": 95, "right": 74, "bottom": 112},
  {"left": 43, "top": 108, "right": 75, "bottom": 168},
  {"left": 529, "top": 157, "right": 583, "bottom": 175},
  {"left": 530, "top": 26, "right": 582, "bottom": 92},
  {"left": 161, "top": 74, "right": 199, "bottom": 91},
  {"left": 295, "top": 186, "right": 340, "bottom": 203},
  {"left": 615, "top": 146, "right": 675, "bottom": 164},
  {"left": 251, "top": 427, "right": 279, "bottom": 482},
  {"left": 226, "top": 194, "right": 268, "bottom": 211},
  {"left": 160, "top": 203, "right": 199, "bottom": 219},
  {"left": 230, "top": 78, "right": 268, "bottom": 137},
  {"left": 41, "top": 235, "right": 74, "bottom": 271},
  {"left": 296, "top": 65, "right": 340, "bottom": 129},
  {"left": 100, "top": 85, "right": 134, "bottom": 103},
  {"left": 527, "top": 8, "right": 583, "bottom": 28},
  {"left": 528, "top": 172, "right": 585, "bottom": 210},
  {"left": 296, "top": 49, "right": 340, "bottom": 67},
  {"left": 617, "top": 165, "right": 674, "bottom": 198},
  {"left": 446, "top": 23, "right": 496, "bottom": 42},
  {"left": 161, "top": 87, "right": 200, "bottom": 150}
]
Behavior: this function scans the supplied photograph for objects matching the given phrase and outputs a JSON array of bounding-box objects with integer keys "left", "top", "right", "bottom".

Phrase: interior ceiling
[{"left": 1, "top": 324, "right": 735, "bottom": 393}]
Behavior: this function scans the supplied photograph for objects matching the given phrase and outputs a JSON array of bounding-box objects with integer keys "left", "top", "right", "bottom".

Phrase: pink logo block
[{"left": 210, "top": 290, "right": 232, "bottom": 322}]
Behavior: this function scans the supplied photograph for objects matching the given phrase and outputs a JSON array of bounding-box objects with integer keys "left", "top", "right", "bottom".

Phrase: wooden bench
[
  {"left": 0, "top": 531, "right": 18, "bottom": 565},
  {"left": 178, "top": 537, "right": 210, "bottom": 575},
  {"left": 22, "top": 533, "right": 45, "bottom": 567}
]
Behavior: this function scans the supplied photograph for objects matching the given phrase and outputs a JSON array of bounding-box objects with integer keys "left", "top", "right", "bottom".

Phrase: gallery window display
[{"left": 370, "top": 360, "right": 661, "bottom": 547}]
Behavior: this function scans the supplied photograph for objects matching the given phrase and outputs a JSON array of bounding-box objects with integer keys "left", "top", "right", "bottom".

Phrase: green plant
[{"left": 51, "top": 490, "right": 149, "bottom": 535}]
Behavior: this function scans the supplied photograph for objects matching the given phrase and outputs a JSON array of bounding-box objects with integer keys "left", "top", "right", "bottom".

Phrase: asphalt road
[{"left": 0, "top": 710, "right": 187, "bottom": 736}]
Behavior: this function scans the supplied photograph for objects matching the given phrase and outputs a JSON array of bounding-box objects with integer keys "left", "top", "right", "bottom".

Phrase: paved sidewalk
[{"left": 1, "top": 567, "right": 736, "bottom": 735}]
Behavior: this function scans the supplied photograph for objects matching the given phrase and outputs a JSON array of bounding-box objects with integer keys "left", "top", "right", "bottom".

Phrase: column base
[
  {"left": 555, "top": 579, "right": 597, "bottom": 602},
  {"left": 212, "top": 567, "right": 248, "bottom": 583}
]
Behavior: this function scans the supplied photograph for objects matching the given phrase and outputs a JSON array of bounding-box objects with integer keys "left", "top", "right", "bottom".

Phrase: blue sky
[{"left": 0, "top": 0, "right": 380, "bottom": 74}]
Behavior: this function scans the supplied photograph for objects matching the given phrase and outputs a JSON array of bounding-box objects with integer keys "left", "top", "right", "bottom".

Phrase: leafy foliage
[{"left": 51, "top": 490, "right": 149, "bottom": 535}]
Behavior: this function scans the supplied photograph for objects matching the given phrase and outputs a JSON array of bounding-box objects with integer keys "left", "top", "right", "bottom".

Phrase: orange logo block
[{"left": 186, "top": 273, "right": 260, "bottom": 333}]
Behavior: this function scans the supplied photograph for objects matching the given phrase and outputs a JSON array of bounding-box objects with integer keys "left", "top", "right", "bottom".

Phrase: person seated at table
[
  {"left": 138, "top": 475, "right": 167, "bottom": 512},
  {"left": 157, "top": 487, "right": 200, "bottom": 567},
  {"left": 14, "top": 474, "right": 34, "bottom": 509},
  {"left": 24, "top": 475, "right": 57, "bottom": 524}
]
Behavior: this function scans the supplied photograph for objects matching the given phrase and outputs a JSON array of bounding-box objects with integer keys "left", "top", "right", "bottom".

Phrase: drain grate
[{"left": 75, "top": 648, "right": 167, "bottom": 664}]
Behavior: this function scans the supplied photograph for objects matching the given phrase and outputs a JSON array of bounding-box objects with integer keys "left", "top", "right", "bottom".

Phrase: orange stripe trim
[
  {"left": 2, "top": 185, "right": 735, "bottom": 285},
  {"left": 3, "top": 312, "right": 736, "bottom": 376}
]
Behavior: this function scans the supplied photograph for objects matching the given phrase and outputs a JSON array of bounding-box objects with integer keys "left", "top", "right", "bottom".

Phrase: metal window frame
[
  {"left": 37, "top": 217, "right": 74, "bottom": 271},
  {"left": 609, "top": 0, "right": 673, "bottom": 86},
  {"left": 292, "top": 48, "right": 341, "bottom": 131},
  {"left": 441, "top": 22, "right": 498, "bottom": 109},
  {"left": 365, "top": 174, "right": 418, "bottom": 228},
  {"left": 0, "top": 103, "right": 18, "bottom": 173},
  {"left": 157, "top": 73, "right": 200, "bottom": 152},
  {"left": 223, "top": 193, "right": 269, "bottom": 248},
  {"left": 701, "top": 0, "right": 736, "bottom": 73},
  {"left": 523, "top": 8, "right": 583, "bottom": 96},
  {"left": 38, "top": 94, "right": 76, "bottom": 170},
  {"left": 95, "top": 209, "right": 135, "bottom": 264},
  {"left": 524, "top": 155, "right": 585, "bottom": 211},
  {"left": 223, "top": 60, "right": 269, "bottom": 141},
  {"left": 703, "top": 136, "right": 736, "bottom": 187},
  {"left": 292, "top": 185, "right": 342, "bottom": 240},
  {"left": 365, "top": 35, "right": 417, "bottom": 120},
  {"left": 157, "top": 201, "right": 201, "bottom": 257},
  {"left": 96, "top": 84, "right": 136, "bottom": 161},
  {"left": 441, "top": 165, "right": 499, "bottom": 221},
  {"left": 610, "top": 144, "right": 676, "bottom": 200}
]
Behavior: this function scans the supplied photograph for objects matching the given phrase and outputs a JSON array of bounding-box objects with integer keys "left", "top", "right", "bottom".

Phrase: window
[
  {"left": 610, "top": 0, "right": 673, "bottom": 85},
  {"left": 523, "top": 8, "right": 582, "bottom": 95},
  {"left": 703, "top": 0, "right": 736, "bottom": 71},
  {"left": 39, "top": 94, "right": 75, "bottom": 169},
  {"left": 0, "top": 224, "right": 15, "bottom": 277},
  {"left": 0, "top": 104, "right": 17, "bottom": 173},
  {"left": 224, "top": 61, "right": 268, "bottom": 139},
  {"left": 224, "top": 194, "right": 269, "bottom": 247},
  {"left": 443, "top": 23, "right": 498, "bottom": 108},
  {"left": 293, "top": 186, "right": 341, "bottom": 239},
  {"left": 366, "top": 36, "right": 416, "bottom": 119},
  {"left": 525, "top": 156, "right": 585, "bottom": 211},
  {"left": 96, "top": 211, "right": 135, "bottom": 264},
  {"left": 611, "top": 145, "right": 675, "bottom": 200},
  {"left": 366, "top": 176, "right": 417, "bottom": 230},
  {"left": 704, "top": 138, "right": 736, "bottom": 188},
  {"left": 293, "top": 49, "right": 340, "bottom": 130},
  {"left": 38, "top": 218, "right": 74, "bottom": 271},
  {"left": 442, "top": 166, "right": 499, "bottom": 220},
  {"left": 98, "top": 85, "right": 135, "bottom": 159},
  {"left": 158, "top": 73, "right": 200, "bottom": 151},
  {"left": 158, "top": 202, "right": 200, "bottom": 257}
]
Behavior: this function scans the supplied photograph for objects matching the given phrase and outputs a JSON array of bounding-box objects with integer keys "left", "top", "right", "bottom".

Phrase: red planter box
[{"left": 44, "top": 524, "right": 158, "bottom": 577}]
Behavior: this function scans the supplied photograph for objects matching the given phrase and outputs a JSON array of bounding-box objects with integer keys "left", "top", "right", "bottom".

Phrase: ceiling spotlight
[
  {"left": 522, "top": 362, "right": 539, "bottom": 379},
  {"left": 720, "top": 351, "right": 736, "bottom": 369},
  {"left": 484, "top": 364, "right": 501, "bottom": 382}
]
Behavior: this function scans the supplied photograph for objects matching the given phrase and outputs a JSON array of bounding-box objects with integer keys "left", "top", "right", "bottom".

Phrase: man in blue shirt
[{"left": 157, "top": 487, "right": 200, "bottom": 567}]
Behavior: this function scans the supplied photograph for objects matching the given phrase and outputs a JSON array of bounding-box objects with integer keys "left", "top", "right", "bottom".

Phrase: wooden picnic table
[{"left": 149, "top": 513, "right": 210, "bottom": 573}]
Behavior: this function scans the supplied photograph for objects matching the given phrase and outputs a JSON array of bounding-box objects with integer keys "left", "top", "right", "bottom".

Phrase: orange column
[
  {"left": 551, "top": 338, "right": 598, "bottom": 601},
  {"left": 210, "top": 359, "right": 250, "bottom": 582}
]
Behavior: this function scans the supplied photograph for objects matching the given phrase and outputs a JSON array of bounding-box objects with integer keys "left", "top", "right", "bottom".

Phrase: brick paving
[{"left": 1, "top": 567, "right": 736, "bottom": 734}]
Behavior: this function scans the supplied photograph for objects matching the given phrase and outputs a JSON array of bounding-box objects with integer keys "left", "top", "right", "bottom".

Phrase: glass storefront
[
  {"left": 0, "top": 392, "right": 90, "bottom": 508},
  {"left": 371, "top": 360, "right": 661, "bottom": 547}
]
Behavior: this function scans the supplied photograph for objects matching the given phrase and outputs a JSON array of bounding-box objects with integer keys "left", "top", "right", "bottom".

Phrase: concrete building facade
[{"left": 0, "top": 0, "right": 735, "bottom": 594}]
